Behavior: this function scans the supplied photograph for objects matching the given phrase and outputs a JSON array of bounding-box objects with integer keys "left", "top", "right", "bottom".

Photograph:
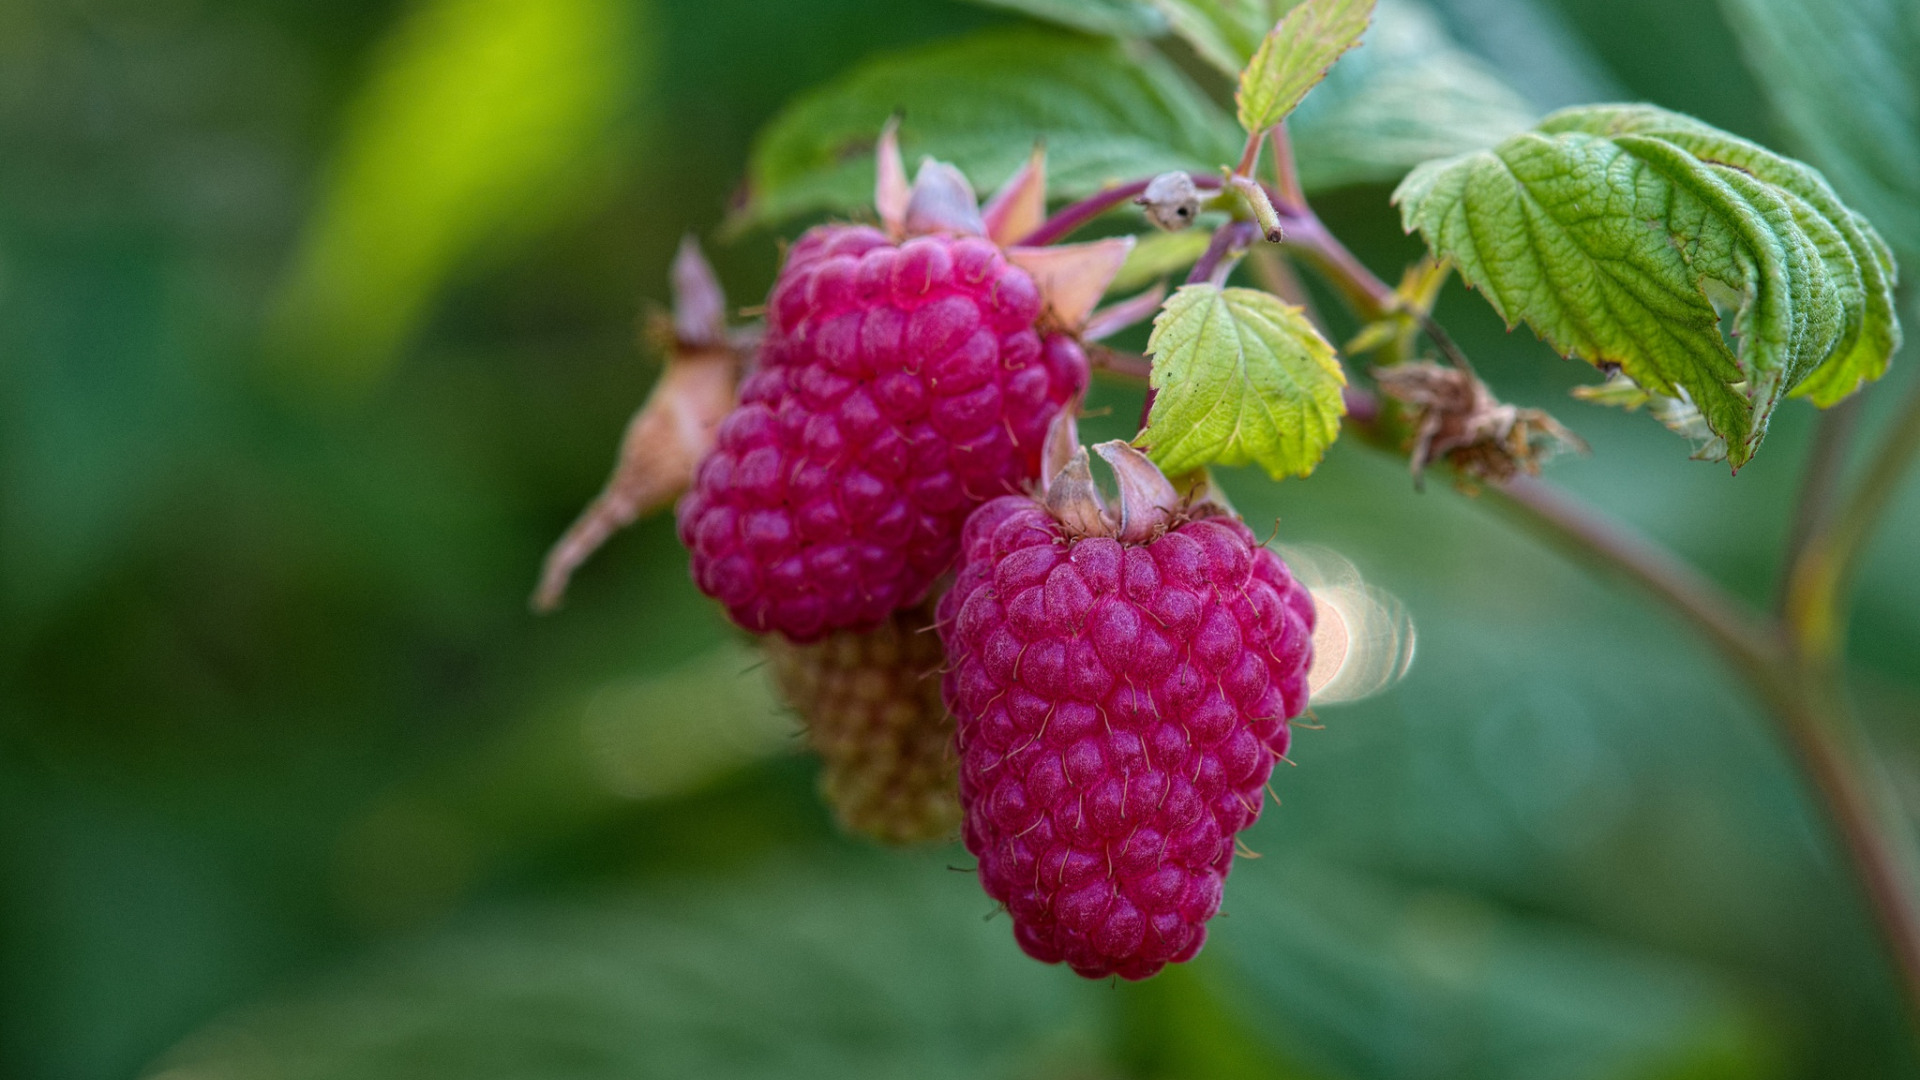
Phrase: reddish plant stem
[
  {"left": 1018, "top": 174, "right": 1224, "bottom": 247},
  {"left": 1268, "top": 121, "right": 1306, "bottom": 213},
  {"left": 1780, "top": 396, "right": 1864, "bottom": 612},
  {"left": 1257, "top": 109, "right": 1920, "bottom": 1028}
]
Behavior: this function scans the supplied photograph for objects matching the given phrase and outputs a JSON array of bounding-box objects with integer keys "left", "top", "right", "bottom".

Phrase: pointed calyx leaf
[
  {"left": 1139, "top": 284, "right": 1348, "bottom": 479},
  {"left": 983, "top": 144, "right": 1047, "bottom": 246},
  {"left": 904, "top": 159, "right": 986, "bottom": 237},
  {"left": 669, "top": 235, "right": 728, "bottom": 349},
  {"left": 874, "top": 117, "right": 909, "bottom": 238},
  {"left": 1393, "top": 104, "right": 1901, "bottom": 469},
  {"left": 1043, "top": 448, "right": 1115, "bottom": 539},
  {"left": 1008, "top": 237, "right": 1135, "bottom": 331},
  {"left": 1092, "top": 441, "right": 1179, "bottom": 542},
  {"left": 1236, "top": 0, "right": 1376, "bottom": 134}
]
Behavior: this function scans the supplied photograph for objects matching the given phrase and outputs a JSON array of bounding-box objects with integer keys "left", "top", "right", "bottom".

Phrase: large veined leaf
[
  {"left": 1160, "top": 0, "right": 1539, "bottom": 190},
  {"left": 1286, "top": 0, "right": 1536, "bottom": 191},
  {"left": 1235, "top": 0, "right": 1376, "bottom": 133},
  {"left": 963, "top": 0, "right": 1168, "bottom": 35},
  {"left": 733, "top": 30, "right": 1241, "bottom": 231},
  {"left": 1208, "top": 856, "right": 1772, "bottom": 1080},
  {"left": 145, "top": 856, "right": 1106, "bottom": 1080},
  {"left": 1719, "top": 0, "right": 1920, "bottom": 259},
  {"left": 1140, "top": 284, "right": 1347, "bottom": 478},
  {"left": 1394, "top": 104, "right": 1900, "bottom": 468}
]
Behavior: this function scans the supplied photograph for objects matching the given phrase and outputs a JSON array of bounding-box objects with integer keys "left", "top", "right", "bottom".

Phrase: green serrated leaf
[
  {"left": 735, "top": 29, "right": 1241, "bottom": 232},
  {"left": 1393, "top": 104, "right": 1900, "bottom": 468},
  {"left": 1167, "top": 0, "right": 1533, "bottom": 190},
  {"left": 959, "top": 0, "right": 1169, "bottom": 36},
  {"left": 1719, "top": 0, "right": 1920, "bottom": 261},
  {"left": 1573, "top": 374, "right": 1728, "bottom": 462},
  {"left": 1141, "top": 284, "right": 1347, "bottom": 478},
  {"left": 1235, "top": 0, "right": 1375, "bottom": 133}
]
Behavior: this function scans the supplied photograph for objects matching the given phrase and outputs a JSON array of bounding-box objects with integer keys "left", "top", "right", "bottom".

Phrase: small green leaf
[
  {"left": 1394, "top": 104, "right": 1900, "bottom": 468},
  {"left": 960, "top": 0, "right": 1169, "bottom": 35},
  {"left": 1235, "top": 0, "right": 1376, "bottom": 133},
  {"left": 1109, "top": 229, "right": 1217, "bottom": 294},
  {"left": 1141, "top": 284, "right": 1347, "bottom": 478},
  {"left": 735, "top": 29, "right": 1241, "bottom": 232},
  {"left": 1167, "top": 1, "right": 1536, "bottom": 192}
]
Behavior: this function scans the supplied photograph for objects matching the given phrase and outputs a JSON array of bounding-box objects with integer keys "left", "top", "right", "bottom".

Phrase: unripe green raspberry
[{"left": 768, "top": 604, "right": 960, "bottom": 844}]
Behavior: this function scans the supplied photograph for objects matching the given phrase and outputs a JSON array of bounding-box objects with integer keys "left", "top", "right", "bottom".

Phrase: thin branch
[
  {"left": 1485, "top": 477, "right": 1786, "bottom": 686},
  {"left": 1235, "top": 128, "right": 1267, "bottom": 178},
  {"left": 1018, "top": 174, "right": 1223, "bottom": 247},
  {"left": 1277, "top": 210, "right": 1395, "bottom": 320},
  {"left": 1268, "top": 121, "right": 1306, "bottom": 213},
  {"left": 1187, "top": 219, "right": 1259, "bottom": 287},
  {"left": 1786, "top": 372, "right": 1920, "bottom": 660},
  {"left": 1779, "top": 396, "right": 1864, "bottom": 612}
]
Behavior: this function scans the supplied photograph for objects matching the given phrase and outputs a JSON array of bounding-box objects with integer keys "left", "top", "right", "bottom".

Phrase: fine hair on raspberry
[
  {"left": 677, "top": 224, "right": 1088, "bottom": 642},
  {"left": 938, "top": 441, "right": 1315, "bottom": 979}
]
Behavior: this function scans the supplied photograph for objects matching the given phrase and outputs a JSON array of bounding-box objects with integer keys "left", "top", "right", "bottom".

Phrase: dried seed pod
[{"left": 768, "top": 604, "right": 961, "bottom": 844}]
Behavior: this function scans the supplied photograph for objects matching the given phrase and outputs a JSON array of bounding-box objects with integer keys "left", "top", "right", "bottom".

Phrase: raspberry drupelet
[
  {"left": 677, "top": 127, "right": 1142, "bottom": 644},
  {"left": 767, "top": 601, "right": 961, "bottom": 845},
  {"left": 678, "top": 224, "right": 1088, "bottom": 641},
  {"left": 938, "top": 426, "right": 1315, "bottom": 979}
]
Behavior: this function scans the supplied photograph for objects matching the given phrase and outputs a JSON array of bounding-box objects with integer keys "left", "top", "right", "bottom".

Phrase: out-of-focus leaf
[
  {"left": 1164, "top": 0, "right": 1538, "bottom": 191},
  {"left": 147, "top": 856, "right": 1107, "bottom": 1080},
  {"left": 329, "top": 643, "right": 790, "bottom": 929},
  {"left": 1287, "top": 0, "right": 1536, "bottom": 190},
  {"left": 1109, "top": 228, "right": 1216, "bottom": 293},
  {"left": 1141, "top": 284, "right": 1347, "bottom": 478},
  {"left": 1235, "top": 0, "right": 1376, "bottom": 133},
  {"left": 959, "top": 0, "right": 1168, "bottom": 35},
  {"left": 1151, "top": 0, "right": 1275, "bottom": 74},
  {"left": 269, "top": 0, "right": 647, "bottom": 388},
  {"left": 733, "top": 29, "right": 1241, "bottom": 231},
  {"left": 1209, "top": 856, "right": 1776, "bottom": 1080},
  {"left": 1394, "top": 104, "right": 1900, "bottom": 468},
  {"left": 1718, "top": 0, "right": 1920, "bottom": 258}
]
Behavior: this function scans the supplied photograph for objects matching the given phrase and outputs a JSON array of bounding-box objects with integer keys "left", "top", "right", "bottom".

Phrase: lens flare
[{"left": 1275, "top": 545, "right": 1417, "bottom": 706}]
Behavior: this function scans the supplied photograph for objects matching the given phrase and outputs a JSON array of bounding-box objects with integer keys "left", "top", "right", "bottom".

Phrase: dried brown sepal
[
  {"left": 533, "top": 238, "right": 742, "bottom": 612},
  {"left": 768, "top": 604, "right": 960, "bottom": 845},
  {"left": 875, "top": 116, "right": 910, "bottom": 240},
  {"left": 1374, "top": 362, "right": 1587, "bottom": 489},
  {"left": 669, "top": 234, "right": 728, "bottom": 350},
  {"left": 904, "top": 158, "right": 986, "bottom": 238},
  {"left": 1044, "top": 448, "right": 1117, "bottom": 539},
  {"left": 532, "top": 349, "right": 738, "bottom": 612},
  {"left": 1093, "top": 440, "right": 1179, "bottom": 543}
]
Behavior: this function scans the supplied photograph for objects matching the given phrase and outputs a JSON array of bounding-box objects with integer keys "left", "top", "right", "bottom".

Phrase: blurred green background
[{"left": 4, "top": 0, "right": 1919, "bottom": 1078}]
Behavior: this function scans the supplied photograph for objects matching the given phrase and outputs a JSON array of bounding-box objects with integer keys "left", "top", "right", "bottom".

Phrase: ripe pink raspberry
[
  {"left": 677, "top": 224, "right": 1088, "bottom": 641},
  {"left": 937, "top": 438, "right": 1315, "bottom": 979}
]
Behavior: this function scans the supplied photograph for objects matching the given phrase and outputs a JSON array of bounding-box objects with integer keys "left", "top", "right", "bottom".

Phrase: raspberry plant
[{"left": 540, "top": 0, "right": 1920, "bottom": 1004}]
